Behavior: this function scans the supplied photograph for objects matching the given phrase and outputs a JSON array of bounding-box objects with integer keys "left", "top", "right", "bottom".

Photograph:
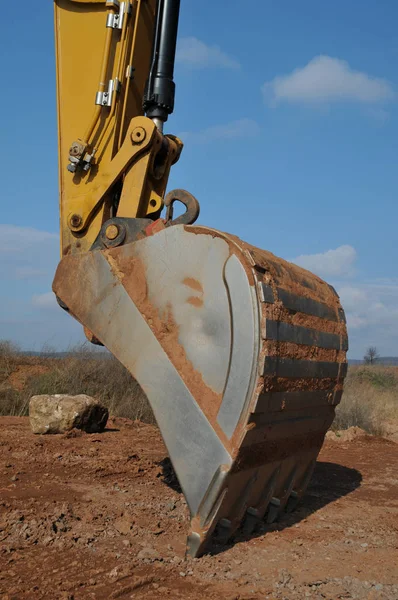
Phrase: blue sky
[{"left": 1, "top": 0, "right": 397, "bottom": 358}]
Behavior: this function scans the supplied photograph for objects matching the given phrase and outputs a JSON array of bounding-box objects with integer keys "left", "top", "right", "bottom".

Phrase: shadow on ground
[
  {"left": 159, "top": 458, "right": 362, "bottom": 555},
  {"left": 158, "top": 457, "right": 182, "bottom": 493}
]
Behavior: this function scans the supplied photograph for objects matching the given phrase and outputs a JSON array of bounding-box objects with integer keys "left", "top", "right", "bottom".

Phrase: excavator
[{"left": 52, "top": 0, "right": 348, "bottom": 558}]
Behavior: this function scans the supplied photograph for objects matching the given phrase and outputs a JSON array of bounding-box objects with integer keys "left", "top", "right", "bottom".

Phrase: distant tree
[{"left": 364, "top": 346, "right": 380, "bottom": 365}]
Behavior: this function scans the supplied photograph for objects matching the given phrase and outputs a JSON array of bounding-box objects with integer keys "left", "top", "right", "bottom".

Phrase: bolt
[
  {"left": 69, "top": 141, "right": 84, "bottom": 157},
  {"left": 105, "top": 224, "right": 119, "bottom": 240},
  {"left": 131, "top": 126, "right": 146, "bottom": 144},
  {"left": 70, "top": 214, "right": 83, "bottom": 228}
]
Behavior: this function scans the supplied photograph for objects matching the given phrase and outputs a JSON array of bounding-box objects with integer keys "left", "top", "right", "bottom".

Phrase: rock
[
  {"left": 326, "top": 427, "right": 367, "bottom": 443},
  {"left": 29, "top": 394, "right": 108, "bottom": 434},
  {"left": 108, "top": 567, "right": 120, "bottom": 581},
  {"left": 114, "top": 516, "right": 133, "bottom": 535},
  {"left": 137, "top": 547, "right": 161, "bottom": 561}
]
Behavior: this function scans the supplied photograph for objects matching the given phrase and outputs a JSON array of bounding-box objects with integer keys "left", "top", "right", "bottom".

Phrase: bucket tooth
[
  {"left": 278, "top": 465, "right": 299, "bottom": 513},
  {"left": 285, "top": 490, "right": 300, "bottom": 513},
  {"left": 266, "top": 498, "right": 281, "bottom": 524},
  {"left": 215, "top": 518, "right": 233, "bottom": 544},
  {"left": 242, "top": 507, "right": 261, "bottom": 536},
  {"left": 226, "top": 472, "right": 258, "bottom": 539},
  {"left": 53, "top": 224, "right": 348, "bottom": 557},
  {"left": 241, "top": 464, "right": 281, "bottom": 534}
]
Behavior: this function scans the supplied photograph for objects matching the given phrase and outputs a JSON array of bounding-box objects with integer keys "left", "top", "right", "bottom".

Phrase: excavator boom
[
  {"left": 52, "top": 0, "right": 348, "bottom": 557},
  {"left": 54, "top": 0, "right": 186, "bottom": 256}
]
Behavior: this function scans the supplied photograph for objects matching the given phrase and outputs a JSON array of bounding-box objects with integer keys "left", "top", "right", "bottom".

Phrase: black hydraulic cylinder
[{"left": 143, "top": 0, "right": 181, "bottom": 123}]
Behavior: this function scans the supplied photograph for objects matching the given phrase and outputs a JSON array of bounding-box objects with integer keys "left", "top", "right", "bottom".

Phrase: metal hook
[{"left": 164, "top": 189, "right": 200, "bottom": 226}]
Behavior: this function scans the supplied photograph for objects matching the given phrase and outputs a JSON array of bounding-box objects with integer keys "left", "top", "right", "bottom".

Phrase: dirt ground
[{"left": 0, "top": 417, "right": 397, "bottom": 600}]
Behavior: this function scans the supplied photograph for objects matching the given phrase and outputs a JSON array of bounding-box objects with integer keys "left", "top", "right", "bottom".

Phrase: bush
[
  {"left": 0, "top": 388, "right": 24, "bottom": 417},
  {"left": 350, "top": 366, "right": 397, "bottom": 389},
  {"left": 0, "top": 340, "right": 20, "bottom": 383},
  {"left": 0, "top": 343, "right": 154, "bottom": 424},
  {"left": 2, "top": 341, "right": 397, "bottom": 437},
  {"left": 333, "top": 366, "right": 398, "bottom": 435}
]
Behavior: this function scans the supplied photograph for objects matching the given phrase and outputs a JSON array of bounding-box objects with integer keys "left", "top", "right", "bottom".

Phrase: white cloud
[
  {"left": 263, "top": 56, "right": 394, "bottom": 105},
  {"left": 338, "top": 286, "right": 370, "bottom": 330},
  {"left": 179, "top": 118, "right": 260, "bottom": 144},
  {"left": 338, "top": 286, "right": 367, "bottom": 312},
  {"left": 0, "top": 224, "right": 84, "bottom": 349},
  {"left": 176, "top": 37, "right": 240, "bottom": 70},
  {"left": 326, "top": 279, "right": 398, "bottom": 356},
  {"left": 0, "top": 225, "right": 59, "bottom": 282},
  {"left": 336, "top": 282, "right": 398, "bottom": 351},
  {"left": 32, "top": 292, "right": 59, "bottom": 310},
  {"left": 0, "top": 224, "right": 58, "bottom": 253},
  {"left": 346, "top": 314, "right": 368, "bottom": 330},
  {"left": 291, "top": 245, "right": 357, "bottom": 278}
]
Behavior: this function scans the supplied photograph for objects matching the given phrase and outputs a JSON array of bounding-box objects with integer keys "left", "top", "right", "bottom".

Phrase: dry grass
[
  {"left": 1, "top": 341, "right": 398, "bottom": 437},
  {"left": 333, "top": 366, "right": 398, "bottom": 435},
  {"left": 0, "top": 341, "right": 22, "bottom": 416},
  {"left": 0, "top": 342, "right": 154, "bottom": 424},
  {"left": 0, "top": 340, "right": 19, "bottom": 380}
]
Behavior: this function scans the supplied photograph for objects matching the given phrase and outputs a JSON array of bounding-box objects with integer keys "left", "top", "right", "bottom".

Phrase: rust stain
[
  {"left": 183, "top": 277, "right": 203, "bottom": 293},
  {"left": 187, "top": 296, "right": 203, "bottom": 308}
]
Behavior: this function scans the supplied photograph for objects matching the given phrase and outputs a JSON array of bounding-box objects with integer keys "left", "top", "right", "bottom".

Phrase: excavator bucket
[
  {"left": 53, "top": 223, "right": 348, "bottom": 557},
  {"left": 52, "top": 0, "right": 348, "bottom": 558}
]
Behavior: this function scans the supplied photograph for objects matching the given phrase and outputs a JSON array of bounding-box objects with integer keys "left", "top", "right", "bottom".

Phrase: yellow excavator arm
[
  {"left": 55, "top": 0, "right": 194, "bottom": 257},
  {"left": 53, "top": 0, "right": 348, "bottom": 558}
]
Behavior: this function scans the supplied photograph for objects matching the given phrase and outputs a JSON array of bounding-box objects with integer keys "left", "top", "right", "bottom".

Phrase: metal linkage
[
  {"left": 106, "top": 2, "right": 132, "bottom": 30},
  {"left": 95, "top": 78, "right": 121, "bottom": 107}
]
